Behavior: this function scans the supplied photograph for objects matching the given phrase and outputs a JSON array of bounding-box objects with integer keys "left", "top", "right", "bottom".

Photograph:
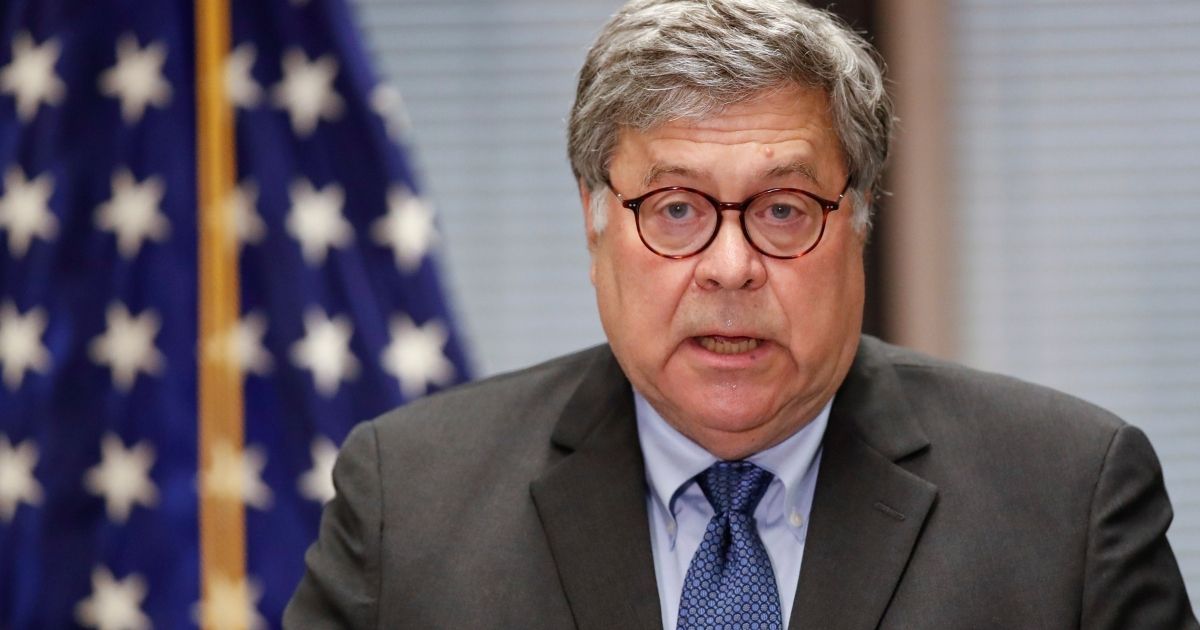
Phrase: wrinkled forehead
[{"left": 608, "top": 86, "right": 846, "bottom": 191}]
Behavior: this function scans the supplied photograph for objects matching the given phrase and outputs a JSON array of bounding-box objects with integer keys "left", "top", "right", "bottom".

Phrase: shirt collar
[
  {"left": 635, "top": 393, "right": 715, "bottom": 527},
  {"left": 635, "top": 390, "right": 832, "bottom": 533}
]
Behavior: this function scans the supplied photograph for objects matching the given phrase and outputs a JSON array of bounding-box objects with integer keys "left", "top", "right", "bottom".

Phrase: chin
[{"left": 680, "top": 386, "right": 781, "bottom": 437}]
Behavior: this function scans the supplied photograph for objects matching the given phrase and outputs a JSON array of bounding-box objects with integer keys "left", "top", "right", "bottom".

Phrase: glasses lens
[
  {"left": 744, "top": 191, "right": 825, "bottom": 256},
  {"left": 636, "top": 189, "right": 718, "bottom": 256}
]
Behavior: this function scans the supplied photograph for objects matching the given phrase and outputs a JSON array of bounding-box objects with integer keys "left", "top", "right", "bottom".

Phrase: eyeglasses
[{"left": 609, "top": 178, "right": 851, "bottom": 259}]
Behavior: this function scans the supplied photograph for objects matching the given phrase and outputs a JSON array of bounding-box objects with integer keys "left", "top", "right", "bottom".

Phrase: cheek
[
  {"left": 593, "top": 235, "right": 692, "bottom": 343},
  {"left": 776, "top": 240, "right": 864, "bottom": 355}
]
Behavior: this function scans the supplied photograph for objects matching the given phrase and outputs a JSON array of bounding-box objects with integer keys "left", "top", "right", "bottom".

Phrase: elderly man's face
[{"left": 584, "top": 86, "right": 864, "bottom": 460}]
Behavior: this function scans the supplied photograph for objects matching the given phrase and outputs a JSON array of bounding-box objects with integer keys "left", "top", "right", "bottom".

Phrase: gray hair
[{"left": 568, "top": 0, "right": 893, "bottom": 233}]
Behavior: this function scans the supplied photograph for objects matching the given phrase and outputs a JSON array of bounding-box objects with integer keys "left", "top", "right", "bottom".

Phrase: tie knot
[{"left": 696, "top": 461, "right": 773, "bottom": 516}]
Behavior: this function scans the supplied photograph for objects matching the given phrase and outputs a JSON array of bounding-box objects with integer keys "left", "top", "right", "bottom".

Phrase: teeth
[{"left": 698, "top": 336, "right": 761, "bottom": 355}]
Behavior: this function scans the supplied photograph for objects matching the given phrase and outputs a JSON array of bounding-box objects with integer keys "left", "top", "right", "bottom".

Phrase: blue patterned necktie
[{"left": 677, "top": 461, "right": 784, "bottom": 630}]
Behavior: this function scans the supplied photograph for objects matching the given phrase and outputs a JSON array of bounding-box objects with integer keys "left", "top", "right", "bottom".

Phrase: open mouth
[{"left": 696, "top": 336, "right": 762, "bottom": 355}]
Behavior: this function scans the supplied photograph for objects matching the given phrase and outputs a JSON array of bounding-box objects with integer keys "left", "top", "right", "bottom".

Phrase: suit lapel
[
  {"left": 530, "top": 347, "right": 662, "bottom": 630},
  {"left": 791, "top": 337, "right": 938, "bottom": 630}
]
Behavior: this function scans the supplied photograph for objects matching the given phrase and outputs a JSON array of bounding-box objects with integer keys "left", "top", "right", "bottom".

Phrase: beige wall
[{"left": 877, "top": 0, "right": 958, "bottom": 359}]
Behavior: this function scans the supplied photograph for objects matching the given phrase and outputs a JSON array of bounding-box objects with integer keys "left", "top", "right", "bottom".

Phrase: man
[{"left": 286, "top": 0, "right": 1197, "bottom": 627}]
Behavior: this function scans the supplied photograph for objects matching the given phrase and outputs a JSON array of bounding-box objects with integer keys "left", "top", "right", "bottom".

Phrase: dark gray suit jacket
[{"left": 285, "top": 336, "right": 1197, "bottom": 629}]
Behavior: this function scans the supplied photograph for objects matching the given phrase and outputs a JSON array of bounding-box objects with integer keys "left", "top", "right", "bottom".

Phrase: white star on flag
[
  {"left": 84, "top": 433, "right": 158, "bottom": 523},
  {"left": 382, "top": 314, "right": 455, "bottom": 398},
  {"left": 369, "top": 83, "right": 411, "bottom": 141},
  {"left": 95, "top": 168, "right": 169, "bottom": 259},
  {"left": 0, "top": 32, "right": 65, "bottom": 121},
  {"left": 297, "top": 435, "right": 338, "bottom": 504},
  {"left": 372, "top": 186, "right": 437, "bottom": 273},
  {"left": 98, "top": 34, "right": 172, "bottom": 124},
  {"left": 0, "top": 434, "right": 42, "bottom": 521},
  {"left": 285, "top": 178, "right": 351, "bottom": 265},
  {"left": 271, "top": 48, "right": 344, "bottom": 137},
  {"left": 229, "top": 179, "right": 266, "bottom": 249},
  {"left": 88, "top": 302, "right": 165, "bottom": 392},
  {"left": 225, "top": 43, "right": 262, "bottom": 109},
  {"left": 192, "top": 574, "right": 266, "bottom": 630},
  {"left": 0, "top": 165, "right": 58, "bottom": 258},
  {"left": 0, "top": 301, "right": 51, "bottom": 390},
  {"left": 74, "top": 566, "right": 151, "bottom": 630},
  {"left": 204, "top": 311, "right": 273, "bottom": 376},
  {"left": 290, "top": 307, "right": 359, "bottom": 397},
  {"left": 200, "top": 441, "right": 273, "bottom": 510}
]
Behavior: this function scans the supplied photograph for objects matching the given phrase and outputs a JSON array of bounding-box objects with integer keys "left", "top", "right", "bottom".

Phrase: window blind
[
  {"left": 952, "top": 0, "right": 1200, "bottom": 595},
  {"left": 350, "top": 0, "right": 622, "bottom": 375}
]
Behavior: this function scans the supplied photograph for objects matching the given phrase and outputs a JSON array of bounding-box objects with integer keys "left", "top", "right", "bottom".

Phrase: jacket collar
[
  {"left": 790, "top": 336, "right": 937, "bottom": 630},
  {"left": 530, "top": 346, "right": 663, "bottom": 630}
]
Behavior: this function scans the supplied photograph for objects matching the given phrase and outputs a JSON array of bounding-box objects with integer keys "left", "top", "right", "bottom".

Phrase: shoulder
[
  {"left": 857, "top": 336, "right": 1128, "bottom": 464},
  {"left": 349, "top": 345, "right": 610, "bottom": 465},
  {"left": 845, "top": 341, "right": 1194, "bottom": 626},
  {"left": 851, "top": 338, "right": 1145, "bottom": 540}
]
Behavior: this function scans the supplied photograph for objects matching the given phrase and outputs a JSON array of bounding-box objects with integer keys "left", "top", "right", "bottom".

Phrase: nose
[{"left": 693, "top": 211, "right": 767, "bottom": 291}]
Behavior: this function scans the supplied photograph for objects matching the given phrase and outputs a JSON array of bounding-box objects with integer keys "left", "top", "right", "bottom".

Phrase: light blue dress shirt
[{"left": 634, "top": 392, "right": 830, "bottom": 630}]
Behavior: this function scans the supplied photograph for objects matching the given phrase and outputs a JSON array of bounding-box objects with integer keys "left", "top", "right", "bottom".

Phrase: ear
[
  {"left": 578, "top": 180, "right": 601, "bottom": 286},
  {"left": 853, "top": 188, "right": 874, "bottom": 245},
  {"left": 579, "top": 179, "right": 600, "bottom": 252}
]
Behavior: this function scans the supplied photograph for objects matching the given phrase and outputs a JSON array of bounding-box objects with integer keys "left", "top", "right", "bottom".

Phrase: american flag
[{"left": 0, "top": 0, "right": 472, "bottom": 625}]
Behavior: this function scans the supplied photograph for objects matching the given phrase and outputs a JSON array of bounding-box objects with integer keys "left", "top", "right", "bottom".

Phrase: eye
[
  {"left": 749, "top": 192, "right": 820, "bottom": 226},
  {"left": 768, "top": 203, "right": 796, "bottom": 220},
  {"left": 664, "top": 202, "right": 694, "bottom": 220}
]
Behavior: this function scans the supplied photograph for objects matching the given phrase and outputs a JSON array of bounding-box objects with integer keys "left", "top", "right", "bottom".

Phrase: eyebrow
[
  {"left": 642, "top": 163, "right": 706, "bottom": 188},
  {"left": 763, "top": 160, "right": 822, "bottom": 187},
  {"left": 640, "top": 160, "right": 823, "bottom": 189}
]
